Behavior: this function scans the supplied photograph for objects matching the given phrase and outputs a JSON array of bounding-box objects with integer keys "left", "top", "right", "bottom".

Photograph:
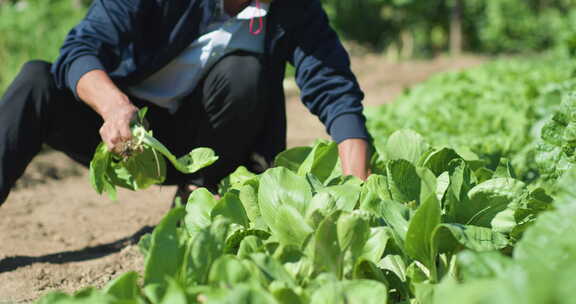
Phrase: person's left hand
[{"left": 338, "top": 138, "right": 370, "bottom": 180}]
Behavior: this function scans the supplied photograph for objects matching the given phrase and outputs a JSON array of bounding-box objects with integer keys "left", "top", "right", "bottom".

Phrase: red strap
[{"left": 249, "top": 0, "right": 263, "bottom": 35}]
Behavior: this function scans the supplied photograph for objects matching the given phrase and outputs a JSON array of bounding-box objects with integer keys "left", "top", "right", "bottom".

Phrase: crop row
[{"left": 38, "top": 55, "right": 576, "bottom": 303}]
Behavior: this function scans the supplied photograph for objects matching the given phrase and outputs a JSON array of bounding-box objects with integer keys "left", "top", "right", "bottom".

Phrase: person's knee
[
  {"left": 208, "top": 54, "right": 265, "bottom": 117},
  {"left": 225, "top": 56, "right": 261, "bottom": 102},
  {"left": 16, "top": 60, "right": 53, "bottom": 91}
]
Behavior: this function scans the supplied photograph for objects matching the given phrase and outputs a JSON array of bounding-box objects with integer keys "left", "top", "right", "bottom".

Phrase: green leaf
[
  {"left": 143, "top": 284, "right": 164, "bottom": 304},
  {"left": 474, "top": 167, "right": 494, "bottom": 184},
  {"left": 219, "top": 166, "right": 257, "bottom": 194},
  {"left": 259, "top": 168, "right": 313, "bottom": 247},
  {"left": 310, "top": 280, "right": 388, "bottom": 304},
  {"left": 405, "top": 194, "right": 441, "bottom": 277},
  {"left": 337, "top": 211, "right": 371, "bottom": 258},
  {"left": 273, "top": 205, "right": 314, "bottom": 247},
  {"left": 273, "top": 244, "right": 304, "bottom": 264},
  {"left": 225, "top": 229, "right": 270, "bottom": 254},
  {"left": 211, "top": 190, "right": 250, "bottom": 228},
  {"left": 270, "top": 284, "right": 303, "bottom": 304},
  {"left": 274, "top": 246, "right": 311, "bottom": 283},
  {"left": 353, "top": 259, "right": 388, "bottom": 284},
  {"left": 378, "top": 254, "right": 407, "bottom": 282},
  {"left": 103, "top": 271, "right": 140, "bottom": 301},
  {"left": 89, "top": 143, "right": 113, "bottom": 195},
  {"left": 122, "top": 146, "right": 166, "bottom": 189},
  {"left": 364, "top": 198, "right": 410, "bottom": 247},
  {"left": 465, "top": 178, "right": 525, "bottom": 226},
  {"left": 445, "top": 159, "right": 474, "bottom": 222},
  {"left": 138, "top": 126, "right": 218, "bottom": 174},
  {"left": 360, "top": 227, "right": 390, "bottom": 264},
  {"left": 306, "top": 173, "right": 325, "bottom": 194},
  {"left": 238, "top": 235, "right": 265, "bottom": 258},
  {"left": 493, "top": 158, "right": 515, "bottom": 179},
  {"left": 491, "top": 209, "right": 516, "bottom": 234},
  {"left": 208, "top": 255, "right": 253, "bottom": 287},
  {"left": 274, "top": 146, "right": 313, "bottom": 172},
  {"left": 541, "top": 120, "right": 566, "bottom": 146},
  {"left": 297, "top": 140, "right": 339, "bottom": 183},
  {"left": 413, "top": 282, "right": 434, "bottom": 304},
  {"left": 316, "top": 184, "right": 362, "bottom": 212},
  {"left": 358, "top": 174, "right": 386, "bottom": 211},
  {"left": 143, "top": 207, "right": 186, "bottom": 286},
  {"left": 436, "top": 171, "right": 450, "bottom": 201},
  {"left": 184, "top": 219, "right": 230, "bottom": 285},
  {"left": 138, "top": 233, "right": 152, "bottom": 256},
  {"left": 433, "top": 224, "right": 509, "bottom": 254},
  {"left": 423, "top": 147, "right": 462, "bottom": 176},
  {"left": 432, "top": 277, "right": 500, "bottom": 304},
  {"left": 205, "top": 284, "right": 280, "bottom": 304},
  {"left": 493, "top": 187, "right": 553, "bottom": 234},
  {"left": 250, "top": 253, "right": 297, "bottom": 287},
  {"left": 305, "top": 192, "right": 338, "bottom": 226},
  {"left": 159, "top": 278, "right": 187, "bottom": 304},
  {"left": 406, "top": 260, "right": 430, "bottom": 284},
  {"left": 259, "top": 167, "right": 312, "bottom": 216},
  {"left": 386, "top": 159, "right": 421, "bottom": 203},
  {"left": 385, "top": 129, "right": 430, "bottom": 164},
  {"left": 313, "top": 211, "right": 343, "bottom": 277},
  {"left": 417, "top": 167, "right": 438, "bottom": 205},
  {"left": 184, "top": 188, "right": 218, "bottom": 233},
  {"left": 360, "top": 174, "right": 397, "bottom": 208},
  {"left": 37, "top": 288, "right": 117, "bottom": 304},
  {"left": 108, "top": 163, "right": 136, "bottom": 191},
  {"left": 136, "top": 107, "right": 148, "bottom": 125},
  {"left": 456, "top": 250, "right": 513, "bottom": 281},
  {"left": 238, "top": 181, "right": 263, "bottom": 226},
  {"left": 514, "top": 195, "right": 576, "bottom": 272}
]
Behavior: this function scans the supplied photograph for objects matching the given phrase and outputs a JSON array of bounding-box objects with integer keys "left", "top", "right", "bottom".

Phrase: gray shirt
[{"left": 126, "top": 1, "right": 269, "bottom": 112}]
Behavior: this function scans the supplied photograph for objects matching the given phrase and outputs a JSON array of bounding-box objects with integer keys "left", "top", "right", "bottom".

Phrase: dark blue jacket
[{"left": 52, "top": 0, "right": 370, "bottom": 163}]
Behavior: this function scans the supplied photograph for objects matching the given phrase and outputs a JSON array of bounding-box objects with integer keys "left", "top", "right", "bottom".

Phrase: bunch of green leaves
[
  {"left": 536, "top": 91, "right": 576, "bottom": 181},
  {"left": 40, "top": 133, "right": 553, "bottom": 303},
  {"left": 89, "top": 108, "right": 218, "bottom": 200},
  {"left": 366, "top": 55, "right": 576, "bottom": 182},
  {"left": 429, "top": 166, "right": 576, "bottom": 304}
]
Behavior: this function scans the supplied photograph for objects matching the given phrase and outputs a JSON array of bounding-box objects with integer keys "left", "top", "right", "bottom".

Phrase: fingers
[
  {"left": 99, "top": 120, "right": 133, "bottom": 153},
  {"left": 118, "top": 121, "right": 133, "bottom": 142},
  {"left": 98, "top": 103, "right": 139, "bottom": 153}
]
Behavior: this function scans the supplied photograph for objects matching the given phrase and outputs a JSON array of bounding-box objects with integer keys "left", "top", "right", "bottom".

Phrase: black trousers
[{"left": 0, "top": 53, "right": 269, "bottom": 205}]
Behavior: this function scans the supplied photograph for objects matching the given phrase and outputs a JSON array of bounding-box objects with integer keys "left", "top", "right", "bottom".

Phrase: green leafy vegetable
[{"left": 89, "top": 108, "right": 218, "bottom": 199}]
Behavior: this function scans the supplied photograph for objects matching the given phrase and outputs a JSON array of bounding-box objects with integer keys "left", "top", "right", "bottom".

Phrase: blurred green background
[{"left": 2, "top": 0, "right": 576, "bottom": 93}]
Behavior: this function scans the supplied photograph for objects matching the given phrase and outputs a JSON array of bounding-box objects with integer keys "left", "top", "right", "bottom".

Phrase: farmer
[{"left": 0, "top": 0, "right": 371, "bottom": 204}]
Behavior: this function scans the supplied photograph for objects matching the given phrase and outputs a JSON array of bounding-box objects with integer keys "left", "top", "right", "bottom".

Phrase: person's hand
[
  {"left": 338, "top": 138, "right": 370, "bottom": 180},
  {"left": 76, "top": 69, "right": 140, "bottom": 154},
  {"left": 98, "top": 97, "right": 138, "bottom": 154}
]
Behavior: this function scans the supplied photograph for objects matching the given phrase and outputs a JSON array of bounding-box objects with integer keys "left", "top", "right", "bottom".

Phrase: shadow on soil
[{"left": 0, "top": 225, "right": 154, "bottom": 273}]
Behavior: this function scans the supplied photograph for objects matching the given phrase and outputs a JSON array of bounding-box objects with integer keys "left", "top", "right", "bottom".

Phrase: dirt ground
[{"left": 0, "top": 54, "right": 485, "bottom": 303}]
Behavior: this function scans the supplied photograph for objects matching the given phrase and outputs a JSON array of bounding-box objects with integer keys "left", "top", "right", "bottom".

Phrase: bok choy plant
[{"left": 89, "top": 108, "right": 218, "bottom": 200}]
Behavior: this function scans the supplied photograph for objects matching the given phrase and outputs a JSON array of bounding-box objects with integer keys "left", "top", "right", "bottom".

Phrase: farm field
[
  {"left": 3, "top": 0, "right": 576, "bottom": 302},
  {"left": 0, "top": 55, "right": 485, "bottom": 303},
  {"left": 12, "top": 49, "right": 576, "bottom": 304}
]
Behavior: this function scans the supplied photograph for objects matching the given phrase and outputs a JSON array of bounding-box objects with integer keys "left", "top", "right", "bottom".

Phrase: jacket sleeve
[
  {"left": 50, "top": 0, "right": 149, "bottom": 98},
  {"left": 288, "top": 0, "right": 370, "bottom": 143}
]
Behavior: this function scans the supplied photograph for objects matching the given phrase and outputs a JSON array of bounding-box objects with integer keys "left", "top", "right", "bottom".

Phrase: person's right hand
[
  {"left": 76, "top": 69, "right": 139, "bottom": 154},
  {"left": 98, "top": 97, "right": 139, "bottom": 154}
]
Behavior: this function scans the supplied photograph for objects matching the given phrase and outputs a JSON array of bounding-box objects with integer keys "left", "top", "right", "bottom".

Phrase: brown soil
[{"left": 0, "top": 54, "right": 485, "bottom": 303}]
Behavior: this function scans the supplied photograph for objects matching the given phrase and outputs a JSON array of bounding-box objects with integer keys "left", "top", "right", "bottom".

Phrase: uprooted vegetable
[{"left": 89, "top": 108, "right": 218, "bottom": 200}]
